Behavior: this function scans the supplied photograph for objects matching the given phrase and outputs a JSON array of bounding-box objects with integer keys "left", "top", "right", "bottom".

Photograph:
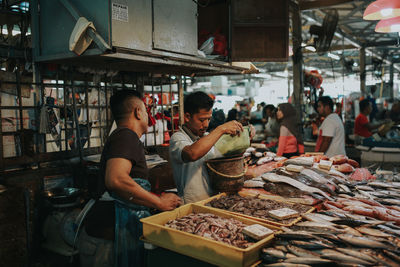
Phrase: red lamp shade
[
  {"left": 375, "top": 16, "right": 400, "bottom": 32},
  {"left": 363, "top": 0, "right": 400, "bottom": 20}
]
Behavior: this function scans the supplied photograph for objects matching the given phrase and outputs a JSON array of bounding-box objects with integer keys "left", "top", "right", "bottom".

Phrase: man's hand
[
  {"left": 249, "top": 124, "right": 256, "bottom": 139},
  {"left": 217, "top": 120, "right": 244, "bottom": 136},
  {"left": 158, "top": 193, "right": 182, "bottom": 211}
]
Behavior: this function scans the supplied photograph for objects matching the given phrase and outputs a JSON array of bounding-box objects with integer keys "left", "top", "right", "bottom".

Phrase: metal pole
[
  {"left": 390, "top": 61, "right": 394, "bottom": 100},
  {"left": 71, "top": 76, "right": 83, "bottom": 161},
  {"left": 360, "top": 47, "right": 366, "bottom": 97}
]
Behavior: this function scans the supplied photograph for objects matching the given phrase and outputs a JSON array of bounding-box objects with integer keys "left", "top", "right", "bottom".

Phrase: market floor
[{"left": 32, "top": 249, "right": 80, "bottom": 267}]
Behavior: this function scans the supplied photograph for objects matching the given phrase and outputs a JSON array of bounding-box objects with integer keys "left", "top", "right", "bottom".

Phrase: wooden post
[
  {"left": 360, "top": 47, "right": 366, "bottom": 97},
  {"left": 291, "top": 2, "right": 303, "bottom": 118}
]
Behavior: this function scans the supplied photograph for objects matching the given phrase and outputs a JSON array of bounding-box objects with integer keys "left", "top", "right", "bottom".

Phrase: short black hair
[
  {"left": 110, "top": 90, "right": 143, "bottom": 122},
  {"left": 359, "top": 99, "right": 371, "bottom": 112},
  {"left": 265, "top": 104, "right": 275, "bottom": 112},
  {"left": 184, "top": 91, "right": 214, "bottom": 115},
  {"left": 318, "top": 96, "right": 334, "bottom": 111}
]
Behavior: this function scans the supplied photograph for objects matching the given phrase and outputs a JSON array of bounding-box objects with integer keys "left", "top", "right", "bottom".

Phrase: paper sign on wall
[{"left": 112, "top": 3, "right": 128, "bottom": 22}]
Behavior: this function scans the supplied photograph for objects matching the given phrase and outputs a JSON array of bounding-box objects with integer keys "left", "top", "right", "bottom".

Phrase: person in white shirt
[
  {"left": 315, "top": 96, "right": 346, "bottom": 157},
  {"left": 169, "top": 92, "right": 244, "bottom": 203}
]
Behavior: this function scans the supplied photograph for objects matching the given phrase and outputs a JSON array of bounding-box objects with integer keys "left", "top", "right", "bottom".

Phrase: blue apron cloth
[{"left": 112, "top": 178, "right": 152, "bottom": 267}]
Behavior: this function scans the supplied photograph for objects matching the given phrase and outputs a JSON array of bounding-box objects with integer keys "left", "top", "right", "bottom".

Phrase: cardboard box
[{"left": 141, "top": 204, "right": 279, "bottom": 267}]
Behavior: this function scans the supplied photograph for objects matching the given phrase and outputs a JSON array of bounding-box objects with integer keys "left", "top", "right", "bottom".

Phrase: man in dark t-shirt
[{"left": 82, "top": 90, "right": 181, "bottom": 267}]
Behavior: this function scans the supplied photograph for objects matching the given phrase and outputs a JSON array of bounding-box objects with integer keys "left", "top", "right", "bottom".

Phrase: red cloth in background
[{"left": 354, "top": 113, "right": 372, "bottom": 137}]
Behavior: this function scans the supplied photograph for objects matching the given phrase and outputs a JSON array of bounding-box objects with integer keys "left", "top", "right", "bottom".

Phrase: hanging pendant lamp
[
  {"left": 363, "top": 0, "right": 400, "bottom": 20},
  {"left": 375, "top": 16, "right": 400, "bottom": 32}
]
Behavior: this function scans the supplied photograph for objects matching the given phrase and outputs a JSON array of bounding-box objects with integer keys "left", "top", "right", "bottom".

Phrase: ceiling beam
[
  {"left": 364, "top": 40, "right": 399, "bottom": 48},
  {"left": 299, "top": 0, "right": 356, "bottom": 10},
  {"left": 302, "top": 12, "right": 400, "bottom": 72}
]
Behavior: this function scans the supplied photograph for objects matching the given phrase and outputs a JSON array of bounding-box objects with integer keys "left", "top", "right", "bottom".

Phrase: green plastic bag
[{"left": 215, "top": 126, "right": 250, "bottom": 156}]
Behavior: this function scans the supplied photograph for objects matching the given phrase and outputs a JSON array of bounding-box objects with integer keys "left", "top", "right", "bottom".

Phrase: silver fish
[
  {"left": 295, "top": 221, "right": 342, "bottom": 234},
  {"left": 262, "top": 173, "right": 333, "bottom": 200},
  {"left": 319, "top": 249, "right": 374, "bottom": 265},
  {"left": 337, "top": 234, "right": 391, "bottom": 249},
  {"left": 301, "top": 213, "right": 337, "bottom": 223},
  {"left": 286, "top": 245, "right": 321, "bottom": 258},
  {"left": 378, "top": 224, "right": 400, "bottom": 237},
  {"left": 371, "top": 252, "right": 400, "bottom": 267},
  {"left": 336, "top": 248, "right": 378, "bottom": 264},
  {"left": 356, "top": 226, "right": 391, "bottom": 237},
  {"left": 377, "top": 198, "right": 400, "bottom": 206},
  {"left": 383, "top": 250, "right": 400, "bottom": 263},
  {"left": 300, "top": 168, "right": 337, "bottom": 186},
  {"left": 355, "top": 185, "right": 374, "bottom": 191},
  {"left": 276, "top": 231, "right": 316, "bottom": 240},
  {"left": 285, "top": 257, "right": 332, "bottom": 264},
  {"left": 262, "top": 248, "right": 287, "bottom": 259},
  {"left": 338, "top": 226, "right": 363, "bottom": 236},
  {"left": 339, "top": 184, "right": 351, "bottom": 193},
  {"left": 274, "top": 245, "right": 288, "bottom": 253},
  {"left": 289, "top": 240, "right": 333, "bottom": 250}
]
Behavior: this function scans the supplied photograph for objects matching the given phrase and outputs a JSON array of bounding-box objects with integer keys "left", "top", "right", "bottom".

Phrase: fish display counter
[{"left": 142, "top": 151, "right": 400, "bottom": 266}]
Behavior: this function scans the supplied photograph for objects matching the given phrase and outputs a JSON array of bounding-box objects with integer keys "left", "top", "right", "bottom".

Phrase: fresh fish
[
  {"left": 338, "top": 184, "right": 351, "bottom": 193},
  {"left": 369, "top": 181, "right": 398, "bottom": 189},
  {"left": 300, "top": 168, "right": 337, "bottom": 186},
  {"left": 336, "top": 248, "right": 378, "bottom": 264},
  {"left": 380, "top": 190, "right": 400, "bottom": 198},
  {"left": 386, "top": 222, "right": 400, "bottom": 230},
  {"left": 262, "top": 248, "right": 287, "bottom": 259},
  {"left": 356, "top": 226, "right": 392, "bottom": 237},
  {"left": 371, "top": 252, "right": 400, "bottom": 267},
  {"left": 337, "top": 234, "right": 391, "bottom": 249},
  {"left": 276, "top": 231, "right": 316, "bottom": 240},
  {"left": 377, "top": 198, "right": 400, "bottom": 206},
  {"left": 319, "top": 249, "right": 374, "bottom": 265},
  {"left": 285, "top": 253, "right": 297, "bottom": 258},
  {"left": 357, "top": 189, "right": 375, "bottom": 199},
  {"left": 312, "top": 233, "right": 344, "bottom": 245},
  {"left": 262, "top": 263, "right": 311, "bottom": 267},
  {"left": 378, "top": 224, "right": 400, "bottom": 236},
  {"left": 368, "top": 235, "right": 400, "bottom": 249},
  {"left": 328, "top": 168, "right": 347, "bottom": 179},
  {"left": 383, "top": 250, "right": 400, "bottom": 263},
  {"left": 337, "top": 226, "right": 363, "bottom": 236},
  {"left": 289, "top": 240, "right": 333, "bottom": 250},
  {"left": 318, "top": 210, "right": 347, "bottom": 219},
  {"left": 284, "top": 157, "right": 314, "bottom": 167},
  {"left": 355, "top": 185, "right": 374, "bottom": 191},
  {"left": 262, "top": 173, "right": 333, "bottom": 201},
  {"left": 332, "top": 218, "right": 367, "bottom": 227},
  {"left": 295, "top": 221, "right": 341, "bottom": 234},
  {"left": 284, "top": 257, "right": 332, "bottom": 265},
  {"left": 286, "top": 245, "right": 321, "bottom": 258},
  {"left": 274, "top": 245, "right": 288, "bottom": 253},
  {"left": 301, "top": 213, "right": 337, "bottom": 223}
]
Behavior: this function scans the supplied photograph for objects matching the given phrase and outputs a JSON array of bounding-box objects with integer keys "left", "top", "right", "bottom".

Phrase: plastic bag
[
  {"left": 199, "top": 37, "right": 214, "bottom": 55},
  {"left": 215, "top": 126, "right": 250, "bottom": 156}
]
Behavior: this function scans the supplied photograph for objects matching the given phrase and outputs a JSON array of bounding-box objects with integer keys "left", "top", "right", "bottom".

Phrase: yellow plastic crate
[
  {"left": 196, "top": 192, "right": 315, "bottom": 227},
  {"left": 141, "top": 204, "right": 280, "bottom": 267}
]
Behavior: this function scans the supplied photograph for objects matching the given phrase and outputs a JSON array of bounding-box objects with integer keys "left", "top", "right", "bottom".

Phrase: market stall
[{"left": 140, "top": 145, "right": 400, "bottom": 266}]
